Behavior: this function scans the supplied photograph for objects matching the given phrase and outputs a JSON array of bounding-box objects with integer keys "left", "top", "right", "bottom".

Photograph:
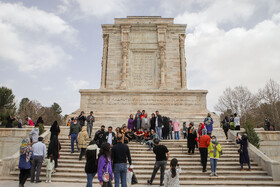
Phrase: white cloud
[
  {"left": 42, "top": 86, "right": 53, "bottom": 91},
  {"left": 186, "top": 12, "right": 280, "bottom": 112},
  {"left": 0, "top": 2, "right": 78, "bottom": 72},
  {"left": 175, "top": 0, "right": 255, "bottom": 29},
  {"left": 66, "top": 77, "right": 90, "bottom": 90},
  {"left": 60, "top": 0, "right": 127, "bottom": 18}
]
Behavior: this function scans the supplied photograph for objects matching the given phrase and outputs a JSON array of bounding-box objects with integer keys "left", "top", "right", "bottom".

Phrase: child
[
  {"left": 168, "top": 121, "right": 173, "bottom": 140},
  {"left": 164, "top": 158, "right": 181, "bottom": 186},
  {"left": 182, "top": 122, "right": 187, "bottom": 139},
  {"left": 44, "top": 155, "right": 55, "bottom": 183}
]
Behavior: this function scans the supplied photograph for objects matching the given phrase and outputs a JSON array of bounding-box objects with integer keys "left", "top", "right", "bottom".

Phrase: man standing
[
  {"left": 234, "top": 113, "right": 240, "bottom": 130},
  {"left": 147, "top": 139, "right": 169, "bottom": 186},
  {"left": 111, "top": 133, "right": 132, "bottom": 187},
  {"left": 29, "top": 123, "right": 40, "bottom": 143},
  {"left": 198, "top": 134, "right": 211, "bottom": 172},
  {"left": 31, "top": 137, "right": 46, "bottom": 183},
  {"left": 204, "top": 113, "right": 213, "bottom": 135},
  {"left": 78, "top": 111, "right": 87, "bottom": 127},
  {"left": 69, "top": 118, "right": 81, "bottom": 153},
  {"left": 105, "top": 126, "right": 116, "bottom": 147},
  {"left": 94, "top": 125, "right": 106, "bottom": 148},
  {"left": 265, "top": 117, "right": 271, "bottom": 131},
  {"left": 155, "top": 111, "right": 163, "bottom": 140},
  {"left": 86, "top": 111, "right": 95, "bottom": 138}
]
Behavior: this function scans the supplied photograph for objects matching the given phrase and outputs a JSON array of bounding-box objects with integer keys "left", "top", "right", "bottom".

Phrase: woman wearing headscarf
[
  {"left": 172, "top": 117, "right": 180, "bottom": 140},
  {"left": 198, "top": 123, "right": 207, "bottom": 138},
  {"left": 50, "top": 121, "right": 60, "bottom": 140},
  {"left": 85, "top": 140, "right": 99, "bottom": 187},
  {"left": 18, "top": 138, "right": 33, "bottom": 187},
  {"left": 236, "top": 134, "right": 251, "bottom": 171},
  {"left": 97, "top": 142, "right": 113, "bottom": 187},
  {"left": 127, "top": 114, "right": 134, "bottom": 130},
  {"left": 78, "top": 126, "right": 88, "bottom": 160},
  {"left": 187, "top": 122, "right": 197, "bottom": 154},
  {"left": 208, "top": 136, "right": 222, "bottom": 176},
  {"left": 48, "top": 135, "right": 61, "bottom": 171}
]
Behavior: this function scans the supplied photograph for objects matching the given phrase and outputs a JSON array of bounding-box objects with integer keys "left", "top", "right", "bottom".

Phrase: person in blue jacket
[
  {"left": 204, "top": 113, "right": 214, "bottom": 135},
  {"left": 18, "top": 137, "right": 33, "bottom": 187}
]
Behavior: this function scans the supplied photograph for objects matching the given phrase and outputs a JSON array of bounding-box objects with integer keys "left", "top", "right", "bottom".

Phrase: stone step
[
  {"left": 9, "top": 171, "right": 272, "bottom": 181},
  {"left": 3, "top": 175, "right": 280, "bottom": 186}
]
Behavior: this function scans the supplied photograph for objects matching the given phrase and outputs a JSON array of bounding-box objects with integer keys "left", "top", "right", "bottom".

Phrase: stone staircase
[{"left": 6, "top": 132, "right": 280, "bottom": 186}]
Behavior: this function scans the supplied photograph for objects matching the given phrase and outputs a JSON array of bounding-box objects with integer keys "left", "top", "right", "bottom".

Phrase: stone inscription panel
[
  {"left": 132, "top": 52, "right": 155, "bottom": 89},
  {"left": 130, "top": 31, "right": 157, "bottom": 43}
]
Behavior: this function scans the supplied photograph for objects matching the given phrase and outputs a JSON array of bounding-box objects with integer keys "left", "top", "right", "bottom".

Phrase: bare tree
[
  {"left": 257, "top": 79, "right": 280, "bottom": 129},
  {"left": 215, "top": 86, "right": 255, "bottom": 124}
]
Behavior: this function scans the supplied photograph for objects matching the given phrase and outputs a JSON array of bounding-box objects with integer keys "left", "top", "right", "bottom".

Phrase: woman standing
[
  {"left": 18, "top": 138, "right": 33, "bottom": 187},
  {"left": 164, "top": 158, "right": 181, "bottom": 187},
  {"left": 208, "top": 136, "right": 222, "bottom": 176},
  {"left": 135, "top": 114, "right": 141, "bottom": 130},
  {"left": 172, "top": 118, "right": 180, "bottom": 140},
  {"left": 236, "top": 134, "right": 251, "bottom": 171},
  {"left": 187, "top": 122, "right": 197, "bottom": 154},
  {"left": 50, "top": 121, "right": 60, "bottom": 141},
  {"left": 48, "top": 135, "right": 61, "bottom": 171},
  {"left": 150, "top": 113, "right": 156, "bottom": 131},
  {"left": 78, "top": 126, "right": 88, "bottom": 160},
  {"left": 198, "top": 123, "right": 207, "bottom": 138},
  {"left": 97, "top": 143, "right": 113, "bottom": 187},
  {"left": 85, "top": 140, "right": 99, "bottom": 187},
  {"left": 127, "top": 115, "right": 134, "bottom": 130}
]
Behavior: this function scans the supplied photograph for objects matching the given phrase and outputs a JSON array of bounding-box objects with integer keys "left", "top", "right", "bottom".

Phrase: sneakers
[
  {"left": 147, "top": 180, "right": 152, "bottom": 185},
  {"left": 210, "top": 172, "right": 214, "bottom": 176},
  {"left": 214, "top": 173, "right": 218, "bottom": 177}
]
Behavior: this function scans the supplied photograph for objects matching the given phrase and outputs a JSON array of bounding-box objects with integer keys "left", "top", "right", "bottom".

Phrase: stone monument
[{"left": 72, "top": 16, "right": 217, "bottom": 127}]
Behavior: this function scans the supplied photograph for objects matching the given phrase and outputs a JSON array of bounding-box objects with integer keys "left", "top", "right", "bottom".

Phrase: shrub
[
  {"left": 39, "top": 123, "right": 44, "bottom": 135},
  {"left": 244, "top": 121, "right": 260, "bottom": 148}
]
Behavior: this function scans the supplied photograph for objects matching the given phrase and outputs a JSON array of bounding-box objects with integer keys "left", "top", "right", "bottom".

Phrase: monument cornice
[{"left": 79, "top": 89, "right": 208, "bottom": 94}]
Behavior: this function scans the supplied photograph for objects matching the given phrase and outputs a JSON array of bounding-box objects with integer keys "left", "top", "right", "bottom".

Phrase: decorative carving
[
  {"left": 179, "top": 34, "right": 187, "bottom": 89},
  {"left": 101, "top": 34, "right": 109, "bottom": 89}
]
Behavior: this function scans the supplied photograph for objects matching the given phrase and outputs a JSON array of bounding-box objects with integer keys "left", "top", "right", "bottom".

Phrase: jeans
[
  {"left": 183, "top": 132, "right": 187, "bottom": 139},
  {"left": 135, "top": 135, "right": 143, "bottom": 143},
  {"left": 114, "top": 163, "right": 127, "bottom": 187},
  {"left": 86, "top": 172, "right": 97, "bottom": 187},
  {"left": 155, "top": 126, "right": 162, "bottom": 139},
  {"left": 174, "top": 131, "right": 180, "bottom": 140},
  {"left": 19, "top": 169, "right": 30, "bottom": 186},
  {"left": 71, "top": 134, "right": 78, "bottom": 152},
  {"left": 146, "top": 141, "right": 153, "bottom": 149},
  {"left": 241, "top": 161, "right": 251, "bottom": 169},
  {"left": 168, "top": 132, "right": 173, "bottom": 140},
  {"left": 150, "top": 160, "right": 167, "bottom": 185},
  {"left": 31, "top": 156, "right": 43, "bottom": 182},
  {"left": 210, "top": 158, "right": 218, "bottom": 173},
  {"left": 79, "top": 148, "right": 86, "bottom": 160},
  {"left": 87, "top": 124, "right": 93, "bottom": 138},
  {"left": 199, "top": 148, "right": 208, "bottom": 171}
]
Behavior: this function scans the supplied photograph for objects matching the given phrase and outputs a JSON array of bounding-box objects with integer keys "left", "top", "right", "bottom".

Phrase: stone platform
[{"left": 71, "top": 89, "right": 219, "bottom": 128}]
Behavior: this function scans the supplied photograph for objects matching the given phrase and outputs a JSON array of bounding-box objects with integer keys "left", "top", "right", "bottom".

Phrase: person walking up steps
[
  {"left": 85, "top": 140, "right": 99, "bottom": 187},
  {"left": 147, "top": 138, "right": 169, "bottom": 186},
  {"left": 31, "top": 137, "right": 46, "bottom": 183},
  {"left": 164, "top": 158, "right": 181, "bottom": 187},
  {"left": 98, "top": 142, "right": 114, "bottom": 187},
  {"left": 111, "top": 133, "right": 132, "bottom": 187},
  {"left": 78, "top": 126, "right": 88, "bottom": 160},
  {"left": 198, "top": 134, "right": 211, "bottom": 172},
  {"left": 208, "top": 136, "right": 222, "bottom": 176},
  {"left": 44, "top": 155, "right": 55, "bottom": 183}
]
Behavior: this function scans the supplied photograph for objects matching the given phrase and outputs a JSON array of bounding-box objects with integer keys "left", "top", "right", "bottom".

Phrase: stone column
[
  {"left": 157, "top": 25, "right": 167, "bottom": 89},
  {"left": 119, "top": 25, "right": 130, "bottom": 89},
  {"left": 179, "top": 34, "right": 187, "bottom": 89},
  {"left": 101, "top": 34, "right": 109, "bottom": 89}
]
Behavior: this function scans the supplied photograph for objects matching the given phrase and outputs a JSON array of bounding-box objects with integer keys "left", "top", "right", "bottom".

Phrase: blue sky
[{"left": 0, "top": 0, "right": 280, "bottom": 115}]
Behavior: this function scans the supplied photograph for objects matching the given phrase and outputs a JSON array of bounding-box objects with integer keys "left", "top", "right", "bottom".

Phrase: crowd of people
[{"left": 17, "top": 110, "right": 253, "bottom": 187}]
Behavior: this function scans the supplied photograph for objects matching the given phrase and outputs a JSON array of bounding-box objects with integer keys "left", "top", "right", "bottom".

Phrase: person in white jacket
[
  {"left": 44, "top": 155, "right": 55, "bottom": 183},
  {"left": 164, "top": 158, "right": 181, "bottom": 187}
]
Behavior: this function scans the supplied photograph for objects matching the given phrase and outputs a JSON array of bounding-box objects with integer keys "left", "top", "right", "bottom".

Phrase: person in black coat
[
  {"left": 236, "top": 134, "right": 251, "bottom": 170},
  {"left": 48, "top": 135, "right": 61, "bottom": 170},
  {"left": 78, "top": 111, "right": 87, "bottom": 127},
  {"left": 6, "top": 115, "right": 16, "bottom": 128},
  {"left": 222, "top": 116, "right": 230, "bottom": 140},
  {"left": 162, "top": 117, "right": 170, "bottom": 139},
  {"left": 187, "top": 122, "right": 197, "bottom": 154},
  {"left": 50, "top": 121, "right": 60, "bottom": 140},
  {"left": 150, "top": 113, "right": 156, "bottom": 131},
  {"left": 85, "top": 140, "right": 99, "bottom": 187}
]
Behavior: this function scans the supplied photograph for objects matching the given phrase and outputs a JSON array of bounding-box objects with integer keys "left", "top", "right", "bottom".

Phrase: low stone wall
[
  {"left": 228, "top": 130, "right": 280, "bottom": 181},
  {"left": 0, "top": 127, "right": 50, "bottom": 176}
]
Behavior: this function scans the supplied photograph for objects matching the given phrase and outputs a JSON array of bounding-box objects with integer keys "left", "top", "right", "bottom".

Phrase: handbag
[
  {"left": 238, "top": 148, "right": 243, "bottom": 154},
  {"left": 102, "top": 160, "right": 110, "bottom": 182},
  {"left": 132, "top": 173, "right": 138, "bottom": 184}
]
